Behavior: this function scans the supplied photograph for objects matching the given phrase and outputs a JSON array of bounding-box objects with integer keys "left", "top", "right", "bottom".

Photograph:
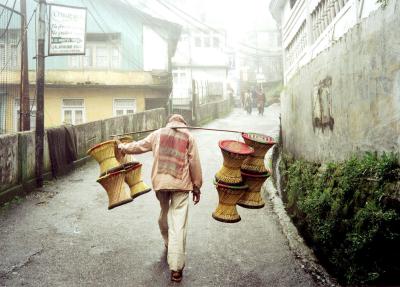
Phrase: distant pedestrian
[
  {"left": 244, "top": 91, "right": 252, "bottom": 114},
  {"left": 240, "top": 91, "right": 245, "bottom": 109},
  {"left": 117, "top": 114, "right": 202, "bottom": 283},
  {"left": 251, "top": 88, "right": 257, "bottom": 108},
  {"left": 256, "top": 88, "right": 266, "bottom": 115}
]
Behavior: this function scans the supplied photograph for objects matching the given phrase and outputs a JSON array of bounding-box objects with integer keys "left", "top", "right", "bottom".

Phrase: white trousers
[{"left": 156, "top": 191, "right": 189, "bottom": 271}]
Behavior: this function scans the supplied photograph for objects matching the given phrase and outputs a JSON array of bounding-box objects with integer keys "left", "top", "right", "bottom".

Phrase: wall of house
[
  {"left": 171, "top": 28, "right": 229, "bottom": 102},
  {"left": 280, "top": 0, "right": 383, "bottom": 82},
  {"left": 8, "top": 69, "right": 170, "bottom": 132},
  {"left": 281, "top": 0, "right": 400, "bottom": 162},
  {"left": 172, "top": 29, "right": 228, "bottom": 68},
  {"left": 143, "top": 25, "right": 169, "bottom": 71},
  {"left": 26, "top": 0, "right": 144, "bottom": 71},
  {"left": 0, "top": 108, "right": 167, "bottom": 204},
  {"left": 42, "top": 87, "right": 147, "bottom": 127}
]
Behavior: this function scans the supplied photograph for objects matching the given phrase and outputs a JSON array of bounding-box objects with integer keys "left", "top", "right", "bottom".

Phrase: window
[
  {"left": 69, "top": 55, "right": 81, "bottom": 68},
  {"left": 195, "top": 37, "right": 201, "bottom": 47},
  {"left": 213, "top": 37, "right": 220, "bottom": 48},
  {"left": 10, "top": 44, "right": 18, "bottom": 68},
  {"left": 14, "top": 99, "right": 36, "bottom": 131},
  {"left": 172, "top": 71, "right": 187, "bottom": 86},
  {"left": 96, "top": 47, "right": 108, "bottom": 68},
  {"left": 0, "top": 43, "right": 19, "bottom": 69},
  {"left": 0, "top": 42, "right": 20, "bottom": 70},
  {"left": 180, "top": 73, "right": 186, "bottom": 83},
  {"left": 0, "top": 44, "right": 5, "bottom": 68},
  {"left": 83, "top": 47, "right": 92, "bottom": 67},
  {"left": 69, "top": 43, "right": 121, "bottom": 69},
  {"left": 113, "top": 99, "right": 136, "bottom": 116},
  {"left": 0, "top": 92, "right": 6, "bottom": 133},
  {"left": 203, "top": 37, "right": 210, "bottom": 47},
  {"left": 111, "top": 47, "right": 120, "bottom": 69},
  {"left": 62, "top": 99, "right": 85, "bottom": 125}
]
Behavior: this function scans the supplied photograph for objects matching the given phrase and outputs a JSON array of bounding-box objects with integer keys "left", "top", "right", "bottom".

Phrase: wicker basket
[
  {"left": 241, "top": 157, "right": 268, "bottom": 174},
  {"left": 97, "top": 170, "right": 133, "bottom": 210},
  {"left": 212, "top": 180, "right": 248, "bottom": 223},
  {"left": 241, "top": 133, "right": 275, "bottom": 173},
  {"left": 124, "top": 162, "right": 151, "bottom": 199},
  {"left": 215, "top": 140, "right": 254, "bottom": 185},
  {"left": 87, "top": 140, "right": 122, "bottom": 176},
  {"left": 237, "top": 170, "right": 269, "bottom": 209}
]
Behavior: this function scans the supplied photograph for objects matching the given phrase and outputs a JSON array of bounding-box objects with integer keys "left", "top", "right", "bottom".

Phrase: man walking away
[{"left": 117, "top": 114, "right": 202, "bottom": 283}]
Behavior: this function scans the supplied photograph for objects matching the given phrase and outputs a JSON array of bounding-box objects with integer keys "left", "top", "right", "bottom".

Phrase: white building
[
  {"left": 269, "top": 0, "right": 382, "bottom": 82},
  {"left": 171, "top": 27, "right": 229, "bottom": 107}
]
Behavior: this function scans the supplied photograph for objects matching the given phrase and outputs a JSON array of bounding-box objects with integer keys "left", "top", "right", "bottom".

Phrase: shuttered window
[
  {"left": 62, "top": 99, "right": 85, "bottom": 125},
  {"left": 113, "top": 99, "right": 136, "bottom": 116}
]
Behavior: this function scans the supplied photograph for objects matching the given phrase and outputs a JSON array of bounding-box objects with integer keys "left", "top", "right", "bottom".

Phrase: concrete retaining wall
[
  {"left": 196, "top": 99, "right": 232, "bottom": 125},
  {"left": 0, "top": 108, "right": 167, "bottom": 204},
  {"left": 282, "top": 1, "right": 400, "bottom": 162},
  {"left": 0, "top": 134, "right": 19, "bottom": 193}
]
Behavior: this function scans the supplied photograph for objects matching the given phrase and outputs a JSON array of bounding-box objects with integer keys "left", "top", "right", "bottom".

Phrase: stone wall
[
  {"left": 196, "top": 99, "right": 232, "bottom": 125},
  {"left": 281, "top": 0, "right": 400, "bottom": 162},
  {"left": 0, "top": 108, "right": 167, "bottom": 204},
  {"left": 0, "top": 134, "right": 19, "bottom": 193}
]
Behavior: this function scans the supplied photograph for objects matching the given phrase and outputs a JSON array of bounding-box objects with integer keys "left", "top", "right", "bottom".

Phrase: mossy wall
[{"left": 280, "top": 152, "right": 400, "bottom": 285}]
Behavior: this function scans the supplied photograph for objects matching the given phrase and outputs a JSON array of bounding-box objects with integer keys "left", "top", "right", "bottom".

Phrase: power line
[
  {"left": 0, "top": 7, "right": 37, "bottom": 73},
  {"left": 83, "top": 0, "right": 143, "bottom": 69},
  {"left": 155, "top": 0, "right": 222, "bottom": 34},
  {"left": 151, "top": 0, "right": 210, "bottom": 33},
  {"left": 0, "top": 0, "right": 10, "bottom": 19},
  {"left": 0, "top": 0, "right": 17, "bottom": 39},
  {"left": 153, "top": 0, "right": 276, "bottom": 54},
  {"left": 82, "top": 1, "right": 140, "bottom": 68},
  {"left": 120, "top": 0, "right": 177, "bottom": 42},
  {"left": 84, "top": 0, "right": 181, "bottom": 70}
]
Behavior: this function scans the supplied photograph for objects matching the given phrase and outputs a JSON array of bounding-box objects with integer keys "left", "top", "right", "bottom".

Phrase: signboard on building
[{"left": 48, "top": 4, "right": 87, "bottom": 56}]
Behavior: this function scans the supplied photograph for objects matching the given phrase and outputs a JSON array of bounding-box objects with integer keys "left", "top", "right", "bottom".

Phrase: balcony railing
[
  {"left": 311, "top": 0, "right": 350, "bottom": 40},
  {"left": 281, "top": 0, "right": 362, "bottom": 82},
  {"left": 285, "top": 20, "right": 307, "bottom": 68}
]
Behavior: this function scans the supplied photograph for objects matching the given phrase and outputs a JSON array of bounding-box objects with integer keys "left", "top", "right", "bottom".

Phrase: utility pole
[
  {"left": 20, "top": 0, "right": 30, "bottom": 131},
  {"left": 35, "top": 0, "right": 46, "bottom": 187}
]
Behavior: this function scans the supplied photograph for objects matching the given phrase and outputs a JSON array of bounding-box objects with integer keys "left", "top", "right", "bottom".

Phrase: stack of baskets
[
  {"left": 212, "top": 134, "right": 276, "bottom": 224},
  {"left": 238, "top": 132, "right": 276, "bottom": 209},
  {"left": 212, "top": 140, "right": 254, "bottom": 223},
  {"left": 87, "top": 138, "right": 151, "bottom": 210}
]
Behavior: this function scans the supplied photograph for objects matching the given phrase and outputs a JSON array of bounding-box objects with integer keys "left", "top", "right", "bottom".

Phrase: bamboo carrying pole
[{"left": 109, "top": 126, "right": 245, "bottom": 138}]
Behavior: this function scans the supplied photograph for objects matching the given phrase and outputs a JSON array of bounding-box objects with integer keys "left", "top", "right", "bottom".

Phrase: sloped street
[{"left": 0, "top": 105, "right": 316, "bottom": 287}]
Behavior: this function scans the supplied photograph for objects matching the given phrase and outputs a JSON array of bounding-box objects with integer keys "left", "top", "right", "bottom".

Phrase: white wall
[
  {"left": 172, "top": 30, "right": 228, "bottom": 67},
  {"left": 280, "top": 0, "right": 382, "bottom": 82},
  {"left": 171, "top": 67, "right": 228, "bottom": 100},
  {"left": 143, "top": 25, "right": 168, "bottom": 71},
  {"left": 172, "top": 28, "right": 229, "bottom": 101},
  {"left": 191, "top": 68, "right": 227, "bottom": 83}
]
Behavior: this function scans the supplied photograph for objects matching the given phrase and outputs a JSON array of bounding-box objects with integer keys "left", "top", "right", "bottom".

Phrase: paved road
[{"left": 0, "top": 105, "right": 316, "bottom": 287}]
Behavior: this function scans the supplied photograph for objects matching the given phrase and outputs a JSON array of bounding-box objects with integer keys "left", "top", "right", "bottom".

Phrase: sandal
[{"left": 171, "top": 270, "right": 183, "bottom": 282}]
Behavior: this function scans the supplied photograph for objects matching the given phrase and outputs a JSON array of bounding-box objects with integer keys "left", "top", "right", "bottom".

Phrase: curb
[{"left": 264, "top": 149, "right": 339, "bottom": 287}]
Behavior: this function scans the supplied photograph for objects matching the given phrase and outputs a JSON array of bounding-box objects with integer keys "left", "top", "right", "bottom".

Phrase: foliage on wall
[{"left": 280, "top": 152, "right": 400, "bottom": 285}]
